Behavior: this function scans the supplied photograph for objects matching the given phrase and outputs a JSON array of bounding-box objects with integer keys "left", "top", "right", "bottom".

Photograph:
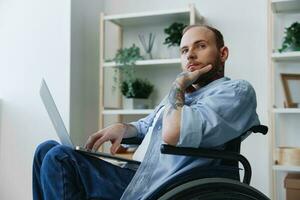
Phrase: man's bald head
[{"left": 182, "top": 25, "right": 224, "bottom": 49}]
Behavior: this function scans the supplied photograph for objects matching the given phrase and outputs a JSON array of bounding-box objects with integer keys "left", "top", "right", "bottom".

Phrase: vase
[{"left": 123, "top": 97, "right": 152, "bottom": 109}]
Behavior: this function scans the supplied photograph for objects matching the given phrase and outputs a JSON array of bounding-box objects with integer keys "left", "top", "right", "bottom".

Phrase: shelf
[
  {"left": 104, "top": 8, "right": 203, "bottom": 26},
  {"left": 271, "top": 51, "right": 300, "bottom": 61},
  {"left": 102, "top": 109, "right": 154, "bottom": 115},
  {"left": 271, "top": 0, "right": 300, "bottom": 13},
  {"left": 103, "top": 58, "right": 181, "bottom": 68},
  {"left": 273, "top": 108, "right": 300, "bottom": 113},
  {"left": 99, "top": 5, "right": 201, "bottom": 129},
  {"left": 273, "top": 164, "right": 300, "bottom": 172}
]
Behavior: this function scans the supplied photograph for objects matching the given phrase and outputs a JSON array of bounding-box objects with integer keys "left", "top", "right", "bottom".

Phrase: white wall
[
  {"left": 0, "top": 0, "right": 70, "bottom": 200},
  {"left": 104, "top": 0, "right": 270, "bottom": 197},
  {"left": 0, "top": 0, "right": 103, "bottom": 199},
  {"left": 70, "top": 0, "right": 104, "bottom": 145},
  {"left": 0, "top": 0, "right": 71, "bottom": 199}
]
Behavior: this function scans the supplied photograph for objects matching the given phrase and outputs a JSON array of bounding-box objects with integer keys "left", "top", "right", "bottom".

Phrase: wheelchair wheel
[{"left": 157, "top": 178, "right": 270, "bottom": 200}]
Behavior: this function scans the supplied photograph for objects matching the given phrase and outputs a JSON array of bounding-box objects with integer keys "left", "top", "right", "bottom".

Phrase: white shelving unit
[
  {"left": 103, "top": 8, "right": 203, "bottom": 26},
  {"left": 269, "top": 0, "right": 300, "bottom": 199},
  {"left": 272, "top": 51, "right": 300, "bottom": 61},
  {"left": 102, "top": 109, "right": 154, "bottom": 115},
  {"left": 99, "top": 4, "right": 203, "bottom": 130},
  {"left": 271, "top": 0, "right": 300, "bottom": 13},
  {"left": 103, "top": 58, "right": 181, "bottom": 68},
  {"left": 273, "top": 165, "right": 300, "bottom": 172},
  {"left": 273, "top": 108, "right": 300, "bottom": 113}
]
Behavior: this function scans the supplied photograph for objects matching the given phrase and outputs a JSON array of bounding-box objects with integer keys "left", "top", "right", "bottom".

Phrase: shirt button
[{"left": 157, "top": 126, "right": 161, "bottom": 130}]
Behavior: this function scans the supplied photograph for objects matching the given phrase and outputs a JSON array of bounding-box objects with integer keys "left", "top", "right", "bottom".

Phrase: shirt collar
[{"left": 185, "top": 77, "right": 230, "bottom": 100}]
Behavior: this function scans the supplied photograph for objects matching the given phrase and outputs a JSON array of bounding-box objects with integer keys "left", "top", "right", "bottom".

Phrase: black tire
[{"left": 157, "top": 178, "right": 270, "bottom": 200}]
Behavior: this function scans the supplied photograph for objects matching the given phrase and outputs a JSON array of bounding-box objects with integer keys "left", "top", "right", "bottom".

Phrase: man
[{"left": 33, "top": 25, "right": 260, "bottom": 200}]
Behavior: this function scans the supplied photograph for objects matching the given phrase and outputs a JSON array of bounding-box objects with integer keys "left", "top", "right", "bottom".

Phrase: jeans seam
[
  {"left": 60, "top": 159, "right": 67, "bottom": 200},
  {"left": 60, "top": 155, "right": 87, "bottom": 200}
]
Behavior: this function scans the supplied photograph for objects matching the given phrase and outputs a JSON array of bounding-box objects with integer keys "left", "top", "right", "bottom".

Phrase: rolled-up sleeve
[
  {"left": 130, "top": 111, "right": 156, "bottom": 139},
  {"left": 177, "top": 80, "right": 260, "bottom": 148},
  {"left": 130, "top": 97, "right": 167, "bottom": 139}
]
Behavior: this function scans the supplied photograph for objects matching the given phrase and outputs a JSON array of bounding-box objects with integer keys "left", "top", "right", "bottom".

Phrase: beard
[
  {"left": 185, "top": 61, "right": 224, "bottom": 93},
  {"left": 193, "top": 59, "right": 224, "bottom": 86}
]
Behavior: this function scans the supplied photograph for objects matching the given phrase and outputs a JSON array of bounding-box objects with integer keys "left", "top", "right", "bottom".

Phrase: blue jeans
[{"left": 32, "top": 140, "right": 136, "bottom": 200}]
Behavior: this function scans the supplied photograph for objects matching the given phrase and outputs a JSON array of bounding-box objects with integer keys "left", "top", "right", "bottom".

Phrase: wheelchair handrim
[{"left": 157, "top": 178, "right": 270, "bottom": 200}]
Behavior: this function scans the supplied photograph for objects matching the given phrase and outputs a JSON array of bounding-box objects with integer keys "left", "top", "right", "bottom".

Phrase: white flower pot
[{"left": 123, "top": 97, "right": 152, "bottom": 109}]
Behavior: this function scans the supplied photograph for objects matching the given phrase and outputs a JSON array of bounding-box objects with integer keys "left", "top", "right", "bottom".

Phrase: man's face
[{"left": 180, "top": 27, "right": 227, "bottom": 82}]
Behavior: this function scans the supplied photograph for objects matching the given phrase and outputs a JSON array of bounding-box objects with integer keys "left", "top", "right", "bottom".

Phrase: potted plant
[
  {"left": 163, "top": 22, "right": 187, "bottom": 57},
  {"left": 278, "top": 22, "right": 300, "bottom": 53},
  {"left": 113, "top": 44, "right": 144, "bottom": 91},
  {"left": 113, "top": 44, "right": 154, "bottom": 109},
  {"left": 114, "top": 44, "right": 144, "bottom": 67},
  {"left": 121, "top": 78, "right": 154, "bottom": 109}
]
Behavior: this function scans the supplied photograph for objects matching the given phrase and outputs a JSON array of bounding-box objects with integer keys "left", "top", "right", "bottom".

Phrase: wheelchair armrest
[
  {"left": 121, "top": 137, "right": 143, "bottom": 145},
  {"left": 248, "top": 125, "right": 268, "bottom": 135},
  {"left": 160, "top": 144, "right": 251, "bottom": 184}
]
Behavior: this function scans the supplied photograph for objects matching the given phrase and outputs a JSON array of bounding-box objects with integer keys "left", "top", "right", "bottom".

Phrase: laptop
[{"left": 39, "top": 79, "right": 140, "bottom": 165}]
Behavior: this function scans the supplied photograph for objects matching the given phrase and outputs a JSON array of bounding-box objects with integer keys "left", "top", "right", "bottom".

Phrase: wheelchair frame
[{"left": 121, "top": 125, "right": 270, "bottom": 200}]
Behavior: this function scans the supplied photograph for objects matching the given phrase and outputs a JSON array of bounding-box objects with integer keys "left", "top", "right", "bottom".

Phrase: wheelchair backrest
[{"left": 220, "top": 125, "right": 268, "bottom": 168}]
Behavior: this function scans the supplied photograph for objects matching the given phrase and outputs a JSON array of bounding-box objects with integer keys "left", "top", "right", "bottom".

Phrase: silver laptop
[{"left": 39, "top": 79, "right": 140, "bottom": 164}]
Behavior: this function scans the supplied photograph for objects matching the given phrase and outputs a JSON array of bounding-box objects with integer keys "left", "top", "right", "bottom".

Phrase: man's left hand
[{"left": 175, "top": 64, "right": 212, "bottom": 90}]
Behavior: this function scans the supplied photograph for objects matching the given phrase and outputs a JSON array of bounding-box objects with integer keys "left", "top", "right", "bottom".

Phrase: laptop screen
[{"left": 39, "top": 79, "right": 74, "bottom": 148}]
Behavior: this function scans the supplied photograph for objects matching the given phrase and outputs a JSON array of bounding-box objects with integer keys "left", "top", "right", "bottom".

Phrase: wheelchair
[{"left": 121, "top": 125, "right": 270, "bottom": 200}]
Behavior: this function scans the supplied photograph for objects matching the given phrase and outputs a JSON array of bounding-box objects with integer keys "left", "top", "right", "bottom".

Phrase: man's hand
[
  {"left": 162, "top": 64, "right": 213, "bottom": 145},
  {"left": 176, "top": 64, "right": 213, "bottom": 90},
  {"left": 84, "top": 123, "right": 127, "bottom": 154}
]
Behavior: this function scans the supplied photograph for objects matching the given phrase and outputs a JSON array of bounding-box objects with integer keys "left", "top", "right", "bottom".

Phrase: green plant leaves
[
  {"left": 279, "top": 22, "right": 300, "bottom": 53},
  {"left": 113, "top": 44, "right": 153, "bottom": 98},
  {"left": 164, "top": 22, "right": 187, "bottom": 47},
  {"left": 114, "top": 44, "right": 144, "bottom": 66},
  {"left": 121, "top": 78, "right": 154, "bottom": 98},
  {"left": 113, "top": 44, "right": 143, "bottom": 84}
]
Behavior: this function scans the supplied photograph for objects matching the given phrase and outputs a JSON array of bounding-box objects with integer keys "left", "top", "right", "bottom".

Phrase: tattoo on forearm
[
  {"left": 166, "top": 82, "right": 184, "bottom": 115},
  {"left": 177, "top": 72, "right": 189, "bottom": 79}
]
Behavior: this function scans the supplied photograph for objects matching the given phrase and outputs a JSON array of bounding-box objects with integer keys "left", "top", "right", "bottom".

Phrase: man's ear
[{"left": 219, "top": 46, "right": 229, "bottom": 62}]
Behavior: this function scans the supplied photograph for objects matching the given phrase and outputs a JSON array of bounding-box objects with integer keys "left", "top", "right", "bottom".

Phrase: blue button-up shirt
[{"left": 120, "top": 77, "right": 260, "bottom": 200}]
